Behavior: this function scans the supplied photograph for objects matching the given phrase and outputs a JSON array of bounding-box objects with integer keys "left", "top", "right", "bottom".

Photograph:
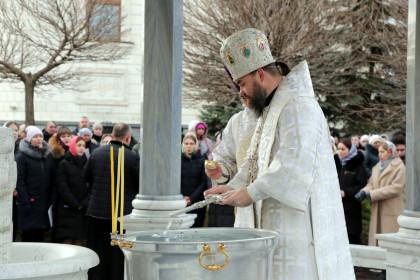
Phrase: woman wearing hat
[
  {"left": 194, "top": 122, "right": 213, "bottom": 160},
  {"left": 79, "top": 127, "right": 98, "bottom": 158},
  {"left": 363, "top": 134, "right": 382, "bottom": 178},
  {"left": 360, "top": 134, "right": 369, "bottom": 150},
  {"left": 16, "top": 126, "right": 55, "bottom": 242}
]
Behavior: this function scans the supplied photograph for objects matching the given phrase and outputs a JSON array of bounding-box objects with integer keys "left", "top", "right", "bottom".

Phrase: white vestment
[
  {"left": 228, "top": 61, "right": 355, "bottom": 280},
  {"left": 212, "top": 107, "right": 259, "bottom": 228}
]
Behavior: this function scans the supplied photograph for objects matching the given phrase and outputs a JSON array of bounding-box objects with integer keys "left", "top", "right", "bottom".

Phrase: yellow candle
[
  {"left": 115, "top": 147, "right": 121, "bottom": 233},
  {"left": 110, "top": 146, "right": 115, "bottom": 233},
  {"left": 120, "top": 146, "right": 125, "bottom": 234}
]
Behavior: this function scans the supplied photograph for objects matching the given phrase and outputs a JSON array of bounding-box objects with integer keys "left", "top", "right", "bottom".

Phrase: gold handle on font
[{"left": 199, "top": 243, "right": 229, "bottom": 271}]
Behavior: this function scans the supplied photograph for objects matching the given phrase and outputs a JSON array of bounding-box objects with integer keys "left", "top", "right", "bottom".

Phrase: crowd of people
[
  {"left": 3, "top": 100, "right": 406, "bottom": 280},
  {"left": 3, "top": 117, "right": 139, "bottom": 279},
  {"left": 333, "top": 131, "right": 406, "bottom": 279},
  {"left": 3, "top": 116, "right": 222, "bottom": 279},
  {"left": 331, "top": 131, "right": 406, "bottom": 247}
]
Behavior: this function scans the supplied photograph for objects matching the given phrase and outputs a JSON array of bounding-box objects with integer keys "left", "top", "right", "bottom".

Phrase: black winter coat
[
  {"left": 54, "top": 152, "right": 89, "bottom": 240},
  {"left": 181, "top": 151, "right": 207, "bottom": 227},
  {"left": 42, "top": 129, "right": 53, "bottom": 143},
  {"left": 335, "top": 151, "right": 367, "bottom": 235},
  {"left": 363, "top": 144, "right": 379, "bottom": 178},
  {"left": 85, "top": 140, "right": 99, "bottom": 157},
  {"left": 181, "top": 152, "right": 207, "bottom": 203},
  {"left": 16, "top": 140, "right": 55, "bottom": 231},
  {"left": 83, "top": 140, "right": 139, "bottom": 219}
]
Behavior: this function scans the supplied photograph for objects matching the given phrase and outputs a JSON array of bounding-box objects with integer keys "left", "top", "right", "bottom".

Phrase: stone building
[{"left": 0, "top": 0, "right": 200, "bottom": 136}]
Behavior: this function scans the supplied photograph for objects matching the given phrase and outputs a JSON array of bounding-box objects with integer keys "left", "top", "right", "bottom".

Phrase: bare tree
[
  {"left": 323, "top": 0, "right": 407, "bottom": 133},
  {"left": 183, "top": 0, "right": 407, "bottom": 134},
  {"left": 0, "top": 0, "right": 131, "bottom": 125}
]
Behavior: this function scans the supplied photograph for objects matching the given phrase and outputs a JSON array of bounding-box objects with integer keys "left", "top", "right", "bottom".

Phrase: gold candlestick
[
  {"left": 120, "top": 146, "right": 125, "bottom": 234},
  {"left": 115, "top": 148, "right": 121, "bottom": 232},
  {"left": 110, "top": 146, "right": 115, "bottom": 233}
]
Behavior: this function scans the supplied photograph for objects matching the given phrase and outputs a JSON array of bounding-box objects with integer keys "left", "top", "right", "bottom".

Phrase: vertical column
[
  {"left": 125, "top": 0, "right": 196, "bottom": 232},
  {"left": 404, "top": 0, "right": 420, "bottom": 214},
  {"left": 140, "top": 0, "right": 183, "bottom": 197}
]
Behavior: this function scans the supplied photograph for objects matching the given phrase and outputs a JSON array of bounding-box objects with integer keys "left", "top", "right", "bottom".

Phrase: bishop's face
[{"left": 236, "top": 74, "right": 267, "bottom": 117}]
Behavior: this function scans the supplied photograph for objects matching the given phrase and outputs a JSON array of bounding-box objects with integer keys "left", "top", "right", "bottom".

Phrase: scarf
[
  {"left": 69, "top": 136, "right": 85, "bottom": 156},
  {"left": 182, "top": 146, "right": 200, "bottom": 159},
  {"left": 379, "top": 141, "right": 397, "bottom": 174},
  {"left": 339, "top": 143, "right": 357, "bottom": 166}
]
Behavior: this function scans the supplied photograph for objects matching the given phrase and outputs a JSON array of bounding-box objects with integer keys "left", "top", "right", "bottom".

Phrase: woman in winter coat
[
  {"left": 195, "top": 122, "right": 213, "bottom": 160},
  {"left": 54, "top": 136, "right": 89, "bottom": 245},
  {"left": 181, "top": 134, "right": 207, "bottom": 227},
  {"left": 356, "top": 141, "right": 405, "bottom": 246},
  {"left": 334, "top": 138, "right": 367, "bottom": 244},
  {"left": 16, "top": 126, "right": 55, "bottom": 242},
  {"left": 49, "top": 126, "right": 72, "bottom": 166}
]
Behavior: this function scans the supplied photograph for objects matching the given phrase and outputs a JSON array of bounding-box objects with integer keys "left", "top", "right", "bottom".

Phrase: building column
[
  {"left": 124, "top": 0, "right": 195, "bottom": 233},
  {"left": 376, "top": 1, "right": 420, "bottom": 278}
]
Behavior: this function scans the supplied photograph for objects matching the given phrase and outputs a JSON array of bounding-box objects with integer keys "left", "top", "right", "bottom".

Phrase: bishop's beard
[{"left": 248, "top": 82, "right": 267, "bottom": 117}]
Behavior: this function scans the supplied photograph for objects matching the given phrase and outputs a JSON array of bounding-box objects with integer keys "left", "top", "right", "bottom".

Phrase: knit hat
[
  {"left": 79, "top": 128, "right": 92, "bottom": 136},
  {"left": 25, "top": 126, "right": 43, "bottom": 142},
  {"left": 220, "top": 28, "right": 276, "bottom": 82},
  {"left": 196, "top": 123, "right": 206, "bottom": 130},
  {"left": 69, "top": 136, "right": 85, "bottom": 156},
  {"left": 369, "top": 135, "right": 382, "bottom": 145},
  {"left": 360, "top": 135, "right": 369, "bottom": 143}
]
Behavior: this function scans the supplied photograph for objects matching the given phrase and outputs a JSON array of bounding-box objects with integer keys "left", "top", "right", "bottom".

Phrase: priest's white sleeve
[
  {"left": 212, "top": 114, "right": 238, "bottom": 183},
  {"left": 246, "top": 98, "right": 322, "bottom": 211}
]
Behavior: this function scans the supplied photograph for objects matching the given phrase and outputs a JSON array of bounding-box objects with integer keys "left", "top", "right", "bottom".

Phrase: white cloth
[
  {"left": 228, "top": 61, "right": 355, "bottom": 280},
  {"left": 212, "top": 107, "right": 259, "bottom": 228}
]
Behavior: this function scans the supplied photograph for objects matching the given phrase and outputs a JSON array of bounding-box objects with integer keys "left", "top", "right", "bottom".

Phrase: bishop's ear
[{"left": 256, "top": 68, "right": 265, "bottom": 82}]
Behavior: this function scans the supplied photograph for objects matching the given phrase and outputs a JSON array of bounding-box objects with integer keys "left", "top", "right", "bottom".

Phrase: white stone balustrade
[{"left": 350, "top": 244, "right": 386, "bottom": 270}]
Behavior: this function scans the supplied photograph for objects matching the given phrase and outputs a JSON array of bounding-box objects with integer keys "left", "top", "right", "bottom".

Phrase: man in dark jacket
[
  {"left": 84, "top": 123, "right": 139, "bottom": 280},
  {"left": 72, "top": 116, "right": 90, "bottom": 136},
  {"left": 42, "top": 121, "right": 57, "bottom": 143}
]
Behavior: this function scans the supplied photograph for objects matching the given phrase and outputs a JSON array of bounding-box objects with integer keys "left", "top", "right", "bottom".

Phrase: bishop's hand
[
  {"left": 221, "top": 187, "right": 253, "bottom": 207},
  {"left": 204, "top": 161, "right": 223, "bottom": 179}
]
